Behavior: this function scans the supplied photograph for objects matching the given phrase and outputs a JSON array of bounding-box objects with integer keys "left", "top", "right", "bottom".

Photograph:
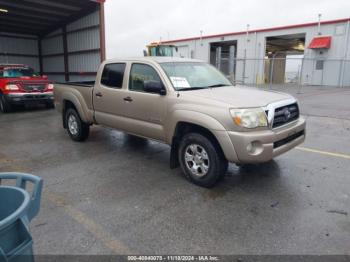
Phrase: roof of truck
[
  {"left": 0, "top": 64, "right": 29, "bottom": 70},
  {"left": 0, "top": 64, "right": 25, "bottom": 67},
  {"left": 104, "top": 57, "right": 204, "bottom": 64}
]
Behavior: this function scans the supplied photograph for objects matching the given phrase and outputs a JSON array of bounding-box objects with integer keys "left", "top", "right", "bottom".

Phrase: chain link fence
[{"left": 222, "top": 57, "right": 350, "bottom": 90}]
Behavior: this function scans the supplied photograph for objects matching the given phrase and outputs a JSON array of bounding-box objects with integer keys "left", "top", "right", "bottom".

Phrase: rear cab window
[{"left": 101, "top": 63, "right": 126, "bottom": 89}]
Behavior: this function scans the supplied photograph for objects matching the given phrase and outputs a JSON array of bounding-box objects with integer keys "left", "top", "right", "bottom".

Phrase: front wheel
[
  {"left": 65, "top": 108, "right": 90, "bottom": 142},
  {"left": 0, "top": 95, "right": 12, "bottom": 113},
  {"left": 178, "top": 133, "right": 228, "bottom": 188}
]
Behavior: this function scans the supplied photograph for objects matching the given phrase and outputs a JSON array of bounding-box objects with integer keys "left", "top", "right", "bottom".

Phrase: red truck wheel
[{"left": 0, "top": 96, "right": 12, "bottom": 113}]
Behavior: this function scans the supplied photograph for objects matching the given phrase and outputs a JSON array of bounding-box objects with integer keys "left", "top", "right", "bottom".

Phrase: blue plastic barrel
[{"left": 0, "top": 173, "right": 43, "bottom": 262}]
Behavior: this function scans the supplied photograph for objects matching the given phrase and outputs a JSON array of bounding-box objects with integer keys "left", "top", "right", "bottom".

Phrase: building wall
[
  {"left": 42, "top": 29, "right": 65, "bottom": 81},
  {"left": 67, "top": 34, "right": 101, "bottom": 79},
  {"left": 167, "top": 20, "right": 350, "bottom": 86},
  {"left": 41, "top": 11, "right": 102, "bottom": 82},
  {"left": 0, "top": 34, "right": 39, "bottom": 71},
  {"left": 65, "top": 11, "right": 101, "bottom": 82}
]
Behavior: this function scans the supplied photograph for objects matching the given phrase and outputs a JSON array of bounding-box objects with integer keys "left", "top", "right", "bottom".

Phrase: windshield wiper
[
  {"left": 177, "top": 87, "right": 208, "bottom": 91},
  {"left": 177, "top": 84, "right": 230, "bottom": 91},
  {"left": 207, "top": 84, "right": 230, "bottom": 88}
]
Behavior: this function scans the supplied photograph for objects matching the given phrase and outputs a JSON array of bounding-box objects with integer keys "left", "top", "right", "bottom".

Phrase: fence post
[
  {"left": 269, "top": 56, "right": 275, "bottom": 89},
  {"left": 340, "top": 59, "right": 346, "bottom": 88},
  {"left": 242, "top": 50, "right": 247, "bottom": 85},
  {"left": 298, "top": 57, "right": 305, "bottom": 94}
]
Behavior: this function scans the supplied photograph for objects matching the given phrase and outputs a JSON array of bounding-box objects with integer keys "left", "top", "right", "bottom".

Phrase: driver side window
[{"left": 129, "top": 63, "right": 162, "bottom": 93}]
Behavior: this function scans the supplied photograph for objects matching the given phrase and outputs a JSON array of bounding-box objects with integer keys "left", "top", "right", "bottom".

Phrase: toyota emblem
[{"left": 284, "top": 109, "right": 291, "bottom": 120}]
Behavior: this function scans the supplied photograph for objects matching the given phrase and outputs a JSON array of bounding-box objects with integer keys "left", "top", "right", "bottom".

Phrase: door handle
[
  {"left": 95, "top": 92, "right": 103, "bottom": 97},
  {"left": 123, "top": 96, "right": 133, "bottom": 102}
]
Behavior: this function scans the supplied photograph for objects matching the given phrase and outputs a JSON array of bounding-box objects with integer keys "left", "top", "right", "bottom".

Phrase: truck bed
[
  {"left": 54, "top": 81, "right": 95, "bottom": 123},
  {"left": 57, "top": 81, "right": 95, "bottom": 87}
]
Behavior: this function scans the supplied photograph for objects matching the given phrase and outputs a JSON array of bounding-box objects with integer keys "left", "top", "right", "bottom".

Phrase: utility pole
[
  {"left": 246, "top": 24, "right": 250, "bottom": 42},
  {"left": 243, "top": 24, "right": 250, "bottom": 85},
  {"left": 318, "top": 14, "right": 322, "bottom": 35}
]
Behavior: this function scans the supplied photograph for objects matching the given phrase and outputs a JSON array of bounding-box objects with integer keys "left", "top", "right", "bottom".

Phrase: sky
[{"left": 104, "top": 0, "right": 350, "bottom": 59}]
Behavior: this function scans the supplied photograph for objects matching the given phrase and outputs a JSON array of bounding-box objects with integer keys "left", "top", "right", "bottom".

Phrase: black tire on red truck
[{"left": 0, "top": 95, "right": 12, "bottom": 113}]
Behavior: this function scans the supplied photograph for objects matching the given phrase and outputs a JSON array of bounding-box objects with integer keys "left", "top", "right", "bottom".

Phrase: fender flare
[
  {"left": 61, "top": 92, "right": 91, "bottom": 124},
  {"left": 166, "top": 110, "right": 239, "bottom": 164},
  {"left": 166, "top": 110, "right": 227, "bottom": 144}
]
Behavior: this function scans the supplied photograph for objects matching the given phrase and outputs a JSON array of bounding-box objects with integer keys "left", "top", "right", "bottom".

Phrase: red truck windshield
[{"left": 0, "top": 67, "right": 39, "bottom": 78}]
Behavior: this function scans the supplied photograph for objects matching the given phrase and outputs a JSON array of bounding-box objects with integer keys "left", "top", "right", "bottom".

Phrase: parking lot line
[
  {"left": 296, "top": 147, "right": 350, "bottom": 160},
  {"left": 0, "top": 158, "right": 26, "bottom": 172},
  {"left": 45, "top": 190, "right": 133, "bottom": 254}
]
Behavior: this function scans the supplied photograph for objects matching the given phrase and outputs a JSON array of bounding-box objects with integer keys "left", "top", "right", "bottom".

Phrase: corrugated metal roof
[{"left": 0, "top": 0, "right": 102, "bottom": 36}]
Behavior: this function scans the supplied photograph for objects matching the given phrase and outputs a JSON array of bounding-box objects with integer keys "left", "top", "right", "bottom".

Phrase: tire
[
  {"left": 65, "top": 108, "right": 90, "bottom": 142},
  {"left": 0, "top": 95, "right": 12, "bottom": 113},
  {"left": 178, "top": 133, "right": 228, "bottom": 188}
]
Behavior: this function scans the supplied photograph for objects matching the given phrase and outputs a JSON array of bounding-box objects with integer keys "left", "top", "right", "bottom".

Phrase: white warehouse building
[{"left": 162, "top": 18, "right": 350, "bottom": 87}]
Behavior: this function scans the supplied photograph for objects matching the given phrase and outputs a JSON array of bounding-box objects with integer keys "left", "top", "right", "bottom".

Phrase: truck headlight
[
  {"left": 47, "top": 84, "right": 54, "bottom": 91},
  {"left": 5, "top": 84, "right": 20, "bottom": 91},
  {"left": 230, "top": 108, "right": 268, "bottom": 129}
]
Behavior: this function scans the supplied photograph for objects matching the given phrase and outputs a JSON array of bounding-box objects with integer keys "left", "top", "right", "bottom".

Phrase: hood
[{"left": 181, "top": 86, "right": 293, "bottom": 108}]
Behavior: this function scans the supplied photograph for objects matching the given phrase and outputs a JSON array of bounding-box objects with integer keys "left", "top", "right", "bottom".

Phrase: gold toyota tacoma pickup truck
[{"left": 54, "top": 57, "right": 306, "bottom": 187}]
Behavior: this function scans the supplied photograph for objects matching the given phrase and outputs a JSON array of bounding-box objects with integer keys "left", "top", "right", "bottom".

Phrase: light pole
[{"left": 318, "top": 14, "right": 322, "bottom": 35}]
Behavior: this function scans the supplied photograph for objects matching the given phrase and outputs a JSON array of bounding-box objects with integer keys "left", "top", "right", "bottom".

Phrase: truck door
[
  {"left": 93, "top": 63, "right": 130, "bottom": 129},
  {"left": 121, "top": 63, "right": 167, "bottom": 142}
]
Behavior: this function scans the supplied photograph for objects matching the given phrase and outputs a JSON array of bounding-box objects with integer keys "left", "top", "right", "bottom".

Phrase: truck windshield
[
  {"left": 149, "top": 46, "right": 173, "bottom": 57},
  {"left": 160, "top": 62, "right": 232, "bottom": 91},
  {"left": 0, "top": 67, "right": 39, "bottom": 78}
]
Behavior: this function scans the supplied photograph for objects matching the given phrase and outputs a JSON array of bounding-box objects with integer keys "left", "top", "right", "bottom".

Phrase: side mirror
[{"left": 144, "top": 80, "right": 166, "bottom": 95}]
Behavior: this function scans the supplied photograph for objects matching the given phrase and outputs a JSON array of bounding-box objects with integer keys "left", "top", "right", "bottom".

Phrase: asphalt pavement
[{"left": 0, "top": 85, "right": 349, "bottom": 255}]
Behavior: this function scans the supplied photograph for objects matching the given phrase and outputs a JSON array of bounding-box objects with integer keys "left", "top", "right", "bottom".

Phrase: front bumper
[
  {"left": 223, "top": 117, "right": 306, "bottom": 163},
  {"left": 4, "top": 92, "right": 54, "bottom": 105}
]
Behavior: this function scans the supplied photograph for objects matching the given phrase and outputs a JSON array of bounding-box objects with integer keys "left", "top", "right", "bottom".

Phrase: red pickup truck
[{"left": 0, "top": 64, "right": 54, "bottom": 113}]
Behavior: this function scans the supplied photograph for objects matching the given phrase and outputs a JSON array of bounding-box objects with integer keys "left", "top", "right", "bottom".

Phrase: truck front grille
[
  {"left": 272, "top": 103, "right": 299, "bottom": 128},
  {"left": 22, "top": 84, "right": 46, "bottom": 92},
  {"left": 274, "top": 130, "right": 305, "bottom": 148}
]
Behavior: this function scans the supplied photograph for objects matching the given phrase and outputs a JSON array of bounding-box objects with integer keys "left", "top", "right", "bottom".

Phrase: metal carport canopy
[
  {"left": 0, "top": 0, "right": 103, "bottom": 36},
  {"left": 0, "top": 0, "right": 106, "bottom": 82}
]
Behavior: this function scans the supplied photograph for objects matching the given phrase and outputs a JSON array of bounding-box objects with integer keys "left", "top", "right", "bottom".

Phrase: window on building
[{"left": 316, "top": 60, "right": 324, "bottom": 70}]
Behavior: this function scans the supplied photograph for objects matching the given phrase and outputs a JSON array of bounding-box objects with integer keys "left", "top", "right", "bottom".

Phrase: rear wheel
[
  {"left": 0, "top": 95, "right": 12, "bottom": 113},
  {"left": 65, "top": 108, "right": 90, "bottom": 141},
  {"left": 179, "top": 133, "right": 228, "bottom": 188}
]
